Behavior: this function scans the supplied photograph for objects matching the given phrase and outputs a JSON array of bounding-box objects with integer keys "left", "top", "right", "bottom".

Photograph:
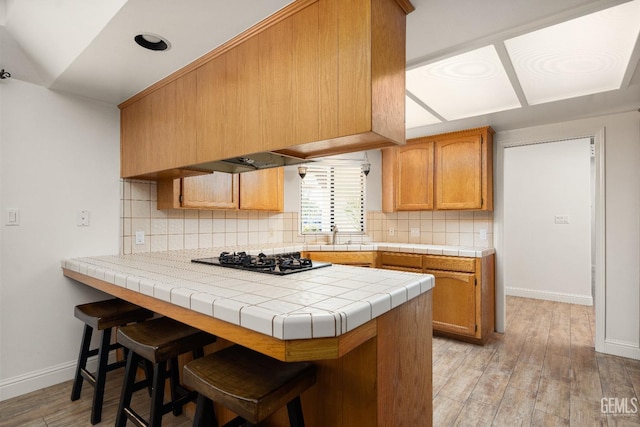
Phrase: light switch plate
[
  {"left": 135, "top": 231, "right": 145, "bottom": 245},
  {"left": 5, "top": 209, "right": 19, "bottom": 226}
]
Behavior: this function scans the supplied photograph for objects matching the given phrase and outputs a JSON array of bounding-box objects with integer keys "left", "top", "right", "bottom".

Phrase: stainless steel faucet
[{"left": 330, "top": 224, "right": 338, "bottom": 245}]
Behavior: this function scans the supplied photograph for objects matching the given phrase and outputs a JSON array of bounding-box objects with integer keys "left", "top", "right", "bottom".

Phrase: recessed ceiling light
[
  {"left": 406, "top": 45, "right": 521, "bottom": 121},
  {"left": 504, "top": 0, "right": 640, "bottom": 105},
  {"left": 405, "top": 96, "right": 441, "bottom": 128},
  {"left": 135, "top": 33, "right": 171, "bottom": 51}
]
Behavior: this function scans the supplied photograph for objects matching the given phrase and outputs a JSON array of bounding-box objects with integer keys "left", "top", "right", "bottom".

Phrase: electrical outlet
[
  {"left": 135, "top": 231, "right": 145, "bottom": 245},
  {"left": 388, "top": 227, "right": 395, "bottom": 236},
  {"left": 77, "top": 210, "right": 90, "bottom": 226},
  {"left": 554, "top": 215, "right": 570, "bottom": 224},
  {"left": 410, "top": 227, "right": 420, "bottom": 237},
  {"left": 479, "top": 228, "right": 487, "bottom": 240}
]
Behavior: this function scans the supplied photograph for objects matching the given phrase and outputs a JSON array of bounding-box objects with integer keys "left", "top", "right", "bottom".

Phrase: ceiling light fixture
[
  {"left": 134, "top": 33, "right": 171, "bottom": 51},
  {"left": 406, "top": 45, "right": 521, "bottom": 121},
  {"left": 504, "top": 0, "right": 640, "bottom": 105}
]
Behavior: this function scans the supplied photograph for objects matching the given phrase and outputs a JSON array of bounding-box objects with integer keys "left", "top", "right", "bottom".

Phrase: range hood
[{"left": 192, "top": 152, "right": 312, "bottom": 174}]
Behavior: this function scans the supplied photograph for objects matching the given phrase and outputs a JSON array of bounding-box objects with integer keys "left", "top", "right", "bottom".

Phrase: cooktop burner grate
[{"left": 192, "top": 251, "right": 330, "bottom": 275}]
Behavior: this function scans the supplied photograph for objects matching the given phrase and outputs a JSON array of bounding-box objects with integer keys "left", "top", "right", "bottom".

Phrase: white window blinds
[{"left": 300, "top": 163, "right": 366, "bottom": 233}]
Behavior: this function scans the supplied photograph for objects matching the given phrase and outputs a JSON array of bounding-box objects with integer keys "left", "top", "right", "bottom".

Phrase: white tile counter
[
  {"left": 305, "top": 242, "right": 495, "bottom": 257},
  {"left": 62, "top": 245, "right": 434, "bottom": 340}
]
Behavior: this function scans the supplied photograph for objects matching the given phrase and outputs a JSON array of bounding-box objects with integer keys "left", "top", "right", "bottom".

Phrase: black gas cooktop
[{"left": 192, "top": 251, "right": 331, "bottom": 276}]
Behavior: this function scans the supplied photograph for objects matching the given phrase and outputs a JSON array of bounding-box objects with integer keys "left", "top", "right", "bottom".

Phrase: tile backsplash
[{"left": 121, "top": 180, "right": 493, "bottom": 254}]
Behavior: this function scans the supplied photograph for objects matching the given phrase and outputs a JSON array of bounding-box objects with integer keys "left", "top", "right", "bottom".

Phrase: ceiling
[{"left": 1, "top": 0, "right": 639, "bottom": 137}]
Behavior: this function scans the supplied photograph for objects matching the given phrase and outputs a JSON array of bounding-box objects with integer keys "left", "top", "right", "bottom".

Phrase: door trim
[{"left": 494, "top": 126, "right": 605, "bottom": 354}]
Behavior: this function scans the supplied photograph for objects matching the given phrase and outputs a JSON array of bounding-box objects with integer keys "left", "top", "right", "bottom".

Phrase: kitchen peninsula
[{"left": 62, "top": 245, "right": 434, "bottom": 426}]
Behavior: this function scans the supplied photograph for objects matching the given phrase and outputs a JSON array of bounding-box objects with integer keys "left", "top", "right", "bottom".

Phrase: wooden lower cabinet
[
  {"left": 427, "top": 269, "right": 476, "bottom": 337},
  {"left": 303, "top": 251, "right": 376, "bottom": 267},
  {"left": 379, "top": 251, "right": 495, "bottom": 344}
]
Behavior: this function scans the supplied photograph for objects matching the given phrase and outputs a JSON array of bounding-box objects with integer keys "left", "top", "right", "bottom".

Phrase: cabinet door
[
  {"left": 120, "top": 71, "right": 197, "bottom": 178},
  {"left": 396, "top": 142, "right": 434, "bottom": 210},
  {"left": 239, "top": 168, "right": 284, "bottom": 211},
  {"left": 181, "top": 173, "right": 238, "bottom": 209},
  {"left": 434, "top": 135, "right": 482, "bottom": 209},
  {"left": 427, "top": 269, "right": 477, "bottom": 337}
]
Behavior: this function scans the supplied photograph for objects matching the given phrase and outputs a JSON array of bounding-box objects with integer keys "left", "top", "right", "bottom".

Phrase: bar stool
[
  {"left": 183, "top": 345, "right": 317, "bottom": 427},
  {"left": 71, "top": 298, "right": 153, "bottom": 424},
  {"left": 116, "top": 316, "right": 216, "bottom": 427}
]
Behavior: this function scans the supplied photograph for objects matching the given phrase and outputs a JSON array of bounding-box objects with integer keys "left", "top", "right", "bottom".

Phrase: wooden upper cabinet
[
  {"left": 119, "top": 0, "right": 411, "bottom": 180},
  {"left": 156, "top": 173, "right": 238, "bottom": 210},
  {"left": 434, "top": 127, "right": 493, "bottom": 210},
  {"left": 120, "top": 70, "right": 198, "bottom": 179},
  {"left": 181, "top": 173, "right": 238, "bottom": 209},
  {"left": 382, "top": 126, "right": 493, "bottom": 212},
  {"left": 396, "top": 142, "right": 434, "bottom": 210},
  {"left": 435, "top": 135, "right": 481, "bottom": 210},
  {"left": 156, "top": 168, "right": 283, "bottom": 212},
  {"left": 239, "top": 168, "right": 284, "bottom": 211}
]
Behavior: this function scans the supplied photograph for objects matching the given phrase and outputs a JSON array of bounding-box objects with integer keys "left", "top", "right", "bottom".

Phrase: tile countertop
[
  {"left": 306, "top": 242, "right": 495, "bottom": 258},
  {"left": 62, "top": 245, "right": 435, "bottom": 341}
]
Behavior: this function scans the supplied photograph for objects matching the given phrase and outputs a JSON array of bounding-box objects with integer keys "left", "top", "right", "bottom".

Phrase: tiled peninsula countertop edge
[
  {"left": 62, "top": 246, "right": 434, "bottom": 341},
  {"left": 305, "top": 242, "right": 495, "bottom": 258}
]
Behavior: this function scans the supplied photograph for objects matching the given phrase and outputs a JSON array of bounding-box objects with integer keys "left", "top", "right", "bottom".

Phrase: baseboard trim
[
  {"left": 602, "top": 338, "right": 640, "bottom": 360},
  {"left": 506, "top": 287, "right": 593, "bottom": 306},
  {"left": 0, "top": 357, "right": 101, "bottom": 401}
]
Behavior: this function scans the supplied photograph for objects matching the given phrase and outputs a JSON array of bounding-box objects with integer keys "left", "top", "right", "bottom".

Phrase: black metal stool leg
[
  {"left": 90, "top": 328, "right": 112, "bottom": 424},
  {"left": 116, "top": 351, "right": 140, "bottom": 427},
  {"left": 149, "top": 360, "right": 167, "bottom": 427},
  {"left": 71, "top": 324, "right": 93, "bottom": 401},
  {"left": 287, "top": 396, "right": 305, "bottom": 427},
  {"left": 194, "top": 394, "right": 218, "bottom": 427},
  {"left": 169, "top": 357, "right": 182, "bottom": 416}
]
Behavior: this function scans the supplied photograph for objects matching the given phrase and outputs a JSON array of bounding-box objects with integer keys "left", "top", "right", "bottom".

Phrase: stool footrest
[{"left": 123, "top": 407, "right": 148, "bottom": 427}]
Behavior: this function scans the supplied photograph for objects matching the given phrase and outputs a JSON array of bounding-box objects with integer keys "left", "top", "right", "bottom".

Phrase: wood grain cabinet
[
  {"left": 303, "top": 251, "right": 377, "bottom": 267},
  {"left": 120, "top": 71, "right": 198, "bottom": 179},
  {"left": 157, "top": 168, "right": 283, "bottom": 212},
  {"left": 119, "top": 0, "right": 412, "bottom": 180},
  {"left": 382, "top": 126, "right": 494, "bottom": 212},
  {"left": 378, "top": 251, "right": 495, "bottom": 344},
  {"left": 238, "top": 168, "right": 284, "bottom": 211}
]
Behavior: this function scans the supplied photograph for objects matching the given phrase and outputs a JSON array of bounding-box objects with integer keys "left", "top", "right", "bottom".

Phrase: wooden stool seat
[
  {"left": 184, "top": 345, "right": 316, "bottom": 426},
  {"left": 116, "top": 317, "right": 216, "bottom": 427},
  {"left": 71, "top": 298, "right": 153, "bottom": 425},
  {"left": 74, "top": 299, "right": 153, "bottom": 331}
]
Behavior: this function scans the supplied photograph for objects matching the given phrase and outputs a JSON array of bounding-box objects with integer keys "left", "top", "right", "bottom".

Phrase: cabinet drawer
[
  {"left": 379, "top": 252, "right": 423, "bottom": 269},
  {"left": 423, "top": 255, "right": 475, "bottom": 273},
  {"left": 304, "top": 251, "right": 375, "bottom": 267}
]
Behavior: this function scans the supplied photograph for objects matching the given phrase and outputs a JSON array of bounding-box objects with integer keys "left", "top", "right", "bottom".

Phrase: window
[{"left": 300, "top": 162, "right": 366, "bottom": 234}]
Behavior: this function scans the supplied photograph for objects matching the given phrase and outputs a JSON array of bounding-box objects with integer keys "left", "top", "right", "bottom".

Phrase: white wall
[
  {"left": 503, "top": 138, "right": 592, "bottom": 305},
  {"left": 495, "top": 110, "right": 640, "bottom": 360},
  {"left": 0, "top": 79, "right": 121, "bottom": 399}
]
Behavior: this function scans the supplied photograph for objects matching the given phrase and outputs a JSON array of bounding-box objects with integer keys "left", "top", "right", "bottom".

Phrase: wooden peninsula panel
[{"left": 63, "top": 268, "right": 433, "bottom": 426}]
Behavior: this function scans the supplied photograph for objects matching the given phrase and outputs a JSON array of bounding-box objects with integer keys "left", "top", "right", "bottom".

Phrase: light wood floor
[
  {"left": 434, "top": 296, "right": 640, "bottom": 426},
  {"left": 1, "top": 296, "right": 639, "bottom": 426}
]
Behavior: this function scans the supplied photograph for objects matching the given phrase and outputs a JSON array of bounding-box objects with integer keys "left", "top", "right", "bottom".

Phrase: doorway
[
  {"left": 494, "top": 127, "right": 605, "bottom": 352},
  {"left": 503, "top": 137, "right": 593, "bottom": 305}
]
